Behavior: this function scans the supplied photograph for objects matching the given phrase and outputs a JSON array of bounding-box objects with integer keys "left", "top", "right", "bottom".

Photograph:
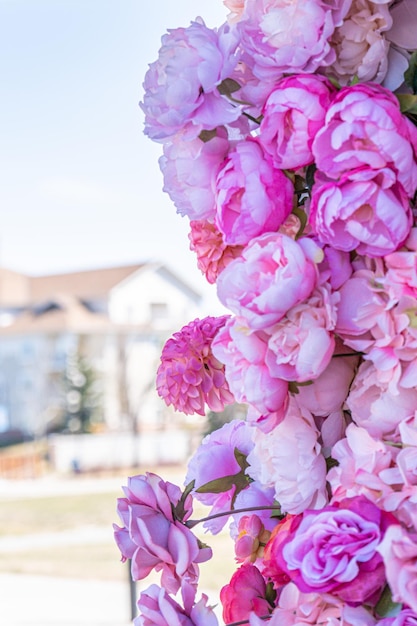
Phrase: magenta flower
[
  {"left": 220, "top": 563, "right": 273, "bottom": 624},
  {"left": 156, "top": 316, "right": 235, "bottom": 416},
  {"left": 113, "top": 473, "right": 212, "bottom": 595}
]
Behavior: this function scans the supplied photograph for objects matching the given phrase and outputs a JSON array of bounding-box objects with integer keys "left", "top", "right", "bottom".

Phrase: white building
[{"left": 0, "top": 263, "right": 205, "bottom": 467}]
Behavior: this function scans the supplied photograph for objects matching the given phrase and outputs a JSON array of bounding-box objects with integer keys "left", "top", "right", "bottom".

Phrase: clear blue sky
[{"left": 0, "top": 0, "right": 227, "bottom": 306}]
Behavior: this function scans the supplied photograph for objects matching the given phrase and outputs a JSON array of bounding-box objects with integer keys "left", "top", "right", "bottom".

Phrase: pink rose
[
  {"left": 113, "top": 473, "right": 211, "bottom": 594},
  {"left": 141, "top": 19, "right": 240, "bottom": 141},
  {"left": 215, "top": 138, "right": 293, "bottom": 246},
  {"left": 377, "top": 524, "right": 417, "bottom": 614},
  {"left": 312, "top": 82, "right": 417, "bottom": 197},
  {"left": 212, "top": 317, "right": 289, "bottom": 417},
  {"left": 259, "top": 74, "right": 335, "bottom": 170},
  {"left": 309, "top": 167, "right": 412, "bottom": 257},
  {"left": 135, "top": 585, "right": 218, "bottom": 626},
  {"left": 160, "top": 130, "right": 229, "bottom": 220},
  {"left": 236, "top": 0, "right": 350, "bottom": 81},
  {"left": 266, "top": 283, "right": 338, "bottom": 383},
  {"left": 270, "top": 496, "right": 395, "bottom": 605},
  {"left": 216, "top": 232, "right": 320, "bottom": 330},
  {"left": 189, "top": 219, "right": 244, "bottom": 285},
  {"left": 247, "top": 397, "right": 328, "bottom": 515},
  {"left": 220, "top": 564, "right": 272, "bottom": 624}
]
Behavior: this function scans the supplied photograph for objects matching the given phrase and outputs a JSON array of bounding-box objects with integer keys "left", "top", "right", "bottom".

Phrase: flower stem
[{"left": 186, "top": 506, "right": 282, "bottom": 529}]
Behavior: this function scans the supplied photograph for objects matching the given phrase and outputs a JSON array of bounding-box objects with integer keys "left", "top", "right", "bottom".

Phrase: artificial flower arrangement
[{"left": 114, "top": 1, "right": 417, "bottom": 624}]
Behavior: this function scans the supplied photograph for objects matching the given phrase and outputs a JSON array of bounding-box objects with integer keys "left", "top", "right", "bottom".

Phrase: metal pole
[{"left": 127, "top": 559, "right": 137, "bottom": 621}]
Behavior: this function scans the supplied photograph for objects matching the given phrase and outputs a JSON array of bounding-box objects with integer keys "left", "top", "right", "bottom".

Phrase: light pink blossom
[
  {"left": 236, "top": 0, "right": 351, "bottom": 81},
  {"left": 113, "top": 473, "right": 211, "bottom": 594},
  {"left": 309, "top": 167, "right": 412, "bottom": 257},
  {"left": 189, "top": 219, "right": 244, "bottom": 284},
  {"left": 264, "top": 582, "right": 344, "bottom": 625},
  {"left": 234, "top": 515, "right": 271, "bottom": 564},
  {"left": 156, "top": 316, "right": 234, "bottom": 416},
  {"left": 312, "top": 82, "right": 417, "bottom": 197},
  {"left": 327, "top": 0, "right": 393, "bottom": 86},
  {"left": 215, "top": 138, "right": 294, "bottom": 246},
  {"left": 135, "top": 585, "right": 218, "bottom": 626},
  {"left": 377, "top": 524, "right": 417, "bottom": 614},
  {"left": 259, "top": 74, "right": 335, "bottom": 170},
  {"left": 247, "top": 397, "right": 328, "bottom": 515},
  {"left": 265, "top": 283, "right": 338, "bottom": 383},
  {"left": 160, "top": 130, "right": 229, "bottom": 221},
  {"left": 216, "top": 232, "right": 321, "bottom": 330},
  {"left": 141, "top": 19, "right": 240, "bottom": 141}
]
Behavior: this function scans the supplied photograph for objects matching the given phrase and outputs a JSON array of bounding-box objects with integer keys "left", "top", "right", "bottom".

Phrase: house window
[{"left": 150, "top": 302, "right": 168, "bottom": 322}]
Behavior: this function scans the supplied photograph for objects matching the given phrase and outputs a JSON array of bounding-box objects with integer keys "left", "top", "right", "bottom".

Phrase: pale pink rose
[
  {"left": 113, "top": 473, "right": 211, "bottom": 594},
  {"left": 380, "top": 447, "right": 417, "bottom": 530},
  {"left": 273, "top": 496, "right": 395, "bottom": 605},
  {"left": 224, "top": 0, "right": 245, "bottom": 23},
  {"left": 328, "top": 424, "right": 394, "bottom": 504},
  {"left": 309, "top": 167, "right": 412, "bottom": 257},
  {"left": 312, "top": 82, "right": 417, "bottom": 197},
  {"left": 220, "top": 564, "right": 272, "bottom": 624},
  {"left": 189, "top": 219, "right": 244, "bottom": 285},
  {"left": 247, "top": 397, "right": 328, "bottom": 514},
  {"left": 384, "top": 228, "right": 417, "bottom": 300},
  {"left": 212, "top": 317, "right": 289, "bottom": 417},
  {"left": 141, "top": 19, "right": 240, "bottom": 141},
  {"left": 327, "top": 0, "right": 392, "bottom": 86},
  {"left": 214, "top": 138, "right": 294, "bottom": 246},
  {"left": 135, "top": 585, "right": 219, "bottom": 626},
  {"left": 266, "top": 283, "right": 338, "bottom": 383},
  {"left": 259, "top": 74, "right": 335, "bottom": 170},
  {"left": 265, "top": 582, "right": 343, "bottom": 626},
  {"left": 160, "top": 130, "right": 229, "bottom": 221},
  {"left": 296, "top": 352, "right": 357, "bottom": 417},
  {"left": 347, "top": 360, "right": 417, "bottom": 440},
  {"left": 156, "top": 316, "right": 234, "bottom": 416},
  {"left": 236, "top": 0, "right": 351, "bottom": 81},
  {"left": 377, "top": 525, "right": 417, "bottom": 614},
  {"left": 216, "top": 232, "right": 320, "bottom": 330}
]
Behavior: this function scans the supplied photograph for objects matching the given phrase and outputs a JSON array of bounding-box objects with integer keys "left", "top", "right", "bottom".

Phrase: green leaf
[
  {"left": 173, "top": 480, "right": 195, "bottom": 522},
  {"left": 217, "top": 78, "right": 241, "bottom": 96},
  {"left": 397, "top": 93, "right": 417, "bottom": 115},
  {"left": 375, "top": 585, "right": 402, "bottom": 618},
  {"left": 404, "top": 51, "right": 417, "bottom": 95},
  {"left": 326, "top": 456, "right": 339, "bottom": 471},
  {"left": 199, "top": 129, "right": 218, "bottom": 143},
  {"left": 234, "top": 448, "right": 250, "bottom": 472}
]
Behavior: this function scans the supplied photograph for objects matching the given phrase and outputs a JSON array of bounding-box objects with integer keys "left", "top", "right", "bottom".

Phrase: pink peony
[
  {"left": 312, "top": 82, "right": 417, "bottom": 197},
  {"left": 259, "top": 74, "right": 335, "bottom": 170},
  {"left": 212, "top": 317, "right": 289, "bottom": 418},
  {"left": 141, "top": 19, "right": 241, "bottom": 141},
  {"left": 309, "top": 167, "right": 412, "bottom": 257},
  {"left": 189, "top": 219, "right": 244, "bottom": 284},
  {"left": 113, "top": 473, "right": 211, "bottom": 594},
  {"left": 160, "top": 130, "right": 229, "bottom": 221},
  {"left": 265, "top": 283, "right": 338, "bottom": 383},
  {"left": 377, "top": 524, "right": 417, "bottom": 614},
  {"left": 270, "top": 496, "right": 395, "bottom": 605},
  {"left": 214, "top": 138, "right": 294, "bottom": 246},
  {"left": 135, "top": 585, "right": 218, "bottom": 626},
  {"left": 327, "top": 0, "right": 393, "bottom": 86},
  {"left": 220, "top": 563, "right": 272, "bottom": 624},
  {"left": 234, "top": 515, "right": 271, "bottom": 564},
  {"left": 247, "top": 397, "right": 328, "bottom": 515},
  {"left": 156, "top": 316, "right": 234, "bottom": 416},
  {"left": 216, "top": 232, "right": 321, "bottom": 330},
  {"left": 236, "top": 0, "right": 350, "bottom": 81}
]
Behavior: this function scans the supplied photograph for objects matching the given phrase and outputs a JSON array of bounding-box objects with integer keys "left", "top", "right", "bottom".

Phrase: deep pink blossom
[
  {"left": 266, "top": 496, "right": 396, "bottom": 605},
  {"left": 141, "top": 19, "right": 241, "bottom": 141},
  {"left": 309, "top": 167, "right": 412, "bottom": 257},
  {"left": 216, "top": 232, "right": 321, "bottom": 330},
  {"left": 156, "top": 316, "right": 234, "bottom": 416},
  {"left": 113, "top": 473, "right": 211, "bottom": 594},
  {"left": 215, "top": 138, "right": 294, "bottom": 246},
  {"left": 312, "top": 82, "right": 417, "bottom": 197},
  {"left": 259, "top": 74, "right": 335, "bottom": 170},
  {"left": 220, "top": 564, "right": 272, "bottom": 624}
]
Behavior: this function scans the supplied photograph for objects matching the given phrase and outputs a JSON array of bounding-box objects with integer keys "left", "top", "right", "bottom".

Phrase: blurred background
[{"left": 0, "top": 1, "right": 238, "bottom": 624}]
